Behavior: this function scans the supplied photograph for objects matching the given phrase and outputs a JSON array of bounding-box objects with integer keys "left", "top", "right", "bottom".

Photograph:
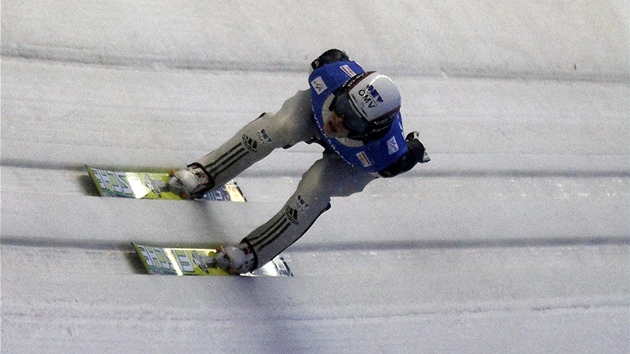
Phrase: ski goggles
[
  {"left": 329, "top": 71, "right": 399, "bottom": 138},
  {"left": 330, "top": 90, "right": 399, "bottom": 138},
  {"left": 329, "top": 90, "right": 370, "bottom": 134}
]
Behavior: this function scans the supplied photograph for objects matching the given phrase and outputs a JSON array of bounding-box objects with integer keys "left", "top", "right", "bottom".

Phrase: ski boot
[
  {"left": 167, "top": 163, "right": 215, "bottom": 199},
  {"left": 213, "top": 244, "right": 257, "bottom": 274}
]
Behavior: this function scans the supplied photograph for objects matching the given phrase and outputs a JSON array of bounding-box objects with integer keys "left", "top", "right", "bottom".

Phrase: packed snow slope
[{"left": 2, "top": 1, "right": 629, "bottom": 353}]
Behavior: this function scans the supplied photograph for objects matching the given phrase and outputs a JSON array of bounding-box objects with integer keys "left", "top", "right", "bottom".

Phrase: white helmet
[{"left": 330, "top": 72, "right": 401, "bottom": 138}]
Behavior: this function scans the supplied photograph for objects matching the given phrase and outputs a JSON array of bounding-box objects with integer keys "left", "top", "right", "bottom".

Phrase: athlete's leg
[
  {"left": 169, "top": 90, "right": 317, "bottom": 197},
  {"left": 199, "top": 89, "right": 316, "bottom": 187},
  {"left": 242, "top": 151, "right": 376, "bottom": 270}
]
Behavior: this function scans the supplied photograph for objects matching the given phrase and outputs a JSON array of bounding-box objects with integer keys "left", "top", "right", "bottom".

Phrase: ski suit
[{"left": 193, "top": 60, "right": 416, "bottom": 271}]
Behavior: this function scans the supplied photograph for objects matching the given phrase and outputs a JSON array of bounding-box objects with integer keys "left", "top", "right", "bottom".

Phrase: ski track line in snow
[
  {"left": 4, "top": 291, "right": 627, "bottom": 323},
  {"left": 4, "top": 51, "right": 629, "bottom": 84},
  {"left": 4, "top": 157, "right": 629, "bottom": 178},
  {"left": 2, "top": 233, "right": 629, "bottom": 252}
]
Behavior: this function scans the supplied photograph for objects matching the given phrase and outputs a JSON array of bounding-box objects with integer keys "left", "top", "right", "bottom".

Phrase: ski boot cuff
[
  {"left": 185, "top": 162, "right": 216, "bottom": 199},
  {"left": 240, "top": 240, "right": 258, "bottom": 272}
]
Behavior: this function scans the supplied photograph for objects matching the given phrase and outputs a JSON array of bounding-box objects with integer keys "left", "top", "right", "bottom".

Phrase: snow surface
[{"left": 2, "top": 1, "right": 629, "bottom": 353}]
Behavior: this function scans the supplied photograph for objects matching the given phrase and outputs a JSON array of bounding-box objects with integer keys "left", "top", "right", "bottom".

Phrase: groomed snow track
[{"left": 2, "top": 2, "right": 629, "bottom": 353}]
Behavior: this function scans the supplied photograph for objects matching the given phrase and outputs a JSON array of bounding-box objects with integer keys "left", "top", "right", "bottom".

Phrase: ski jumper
[{"left": 193, "top": 61, "right": 410, "bottom": 270}]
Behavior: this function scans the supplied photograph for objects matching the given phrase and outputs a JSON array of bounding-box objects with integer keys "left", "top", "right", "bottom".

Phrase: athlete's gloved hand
[
  {"left": 378, "top": 131, "right": 429, "bottom": 178},
  {"left": 311, "top": 49, "right": 350, "bottom": 71},
  {"left": 406, "top": 131, "right": 430, "bottom": 163}
]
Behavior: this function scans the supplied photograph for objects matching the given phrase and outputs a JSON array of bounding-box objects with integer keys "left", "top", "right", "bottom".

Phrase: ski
[
  {"left": 132, "top": 243, "right": 292, "bottom": 277},
  {"left": 86, "top": 165, "right": 245, "bottom": 201}
]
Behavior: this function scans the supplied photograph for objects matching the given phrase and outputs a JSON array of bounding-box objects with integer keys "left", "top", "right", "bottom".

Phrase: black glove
[
  {"left": 311, "top": 49, "right": 350, "bottom": 70},
  {"left": 378, "top": 132, "right": 429, "bottom": 178},
  {"left": 406, "top": 132, "right": 430, "bottom": 163}
]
